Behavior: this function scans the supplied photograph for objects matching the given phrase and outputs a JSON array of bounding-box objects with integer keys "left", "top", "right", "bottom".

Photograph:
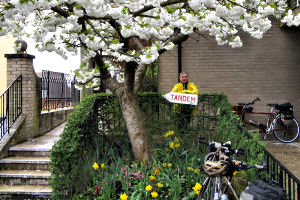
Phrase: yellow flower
[
  {"left": 233, "top": 171, "right": 238, "bottom": 176},
  {"left": 101, "top": 163, "right": 106, "bottom": 169},
  {"left": 151, "top": 191, "right": 159, "bottom": 198},
  {"left": 169, "top": 142, "right": 175, "bottom": 149},
  {"left": 120, "top": 193, "right": 128, "bottom": 200},
  {"left": 157, "top": 182, "right": 164, "bottom": 188},
  {"left": 154, "top": 170, "right": 160, "bottom": 176},
  {"left": 163, "top": 163, "right": 167, "bottom": 167},
  {"left": 167, "top": 163, "right": 172, "bottom": 167},
  {"left": 164, "top": 130, "right": 175, "bottom": 138},
  {"left": 192, "top": 182, "right": 202, "bottom": 195},
  {"left": 150, "top": 175, "right": 156, "bottom": 182},
  {"left": 174, "top": 136, "right": 179, "bottom": 142},
  {"left": 145, "top": 184, "right": 152, "bottom": 191},
  {"left": 93, "top": 162, "right": 99, "bottom": 170},
  {"left": 188, "top": 167, "right": 194, "bottom": 172},
  {"left": 194, "top": 169, "right": 200, "bottom": 174}
]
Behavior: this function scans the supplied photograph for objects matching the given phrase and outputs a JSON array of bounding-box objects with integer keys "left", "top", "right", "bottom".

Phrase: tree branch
[
  {"left": 134, "top": 64, "right": 147, "bottom": 94},
  {"left": 158, "top": 30, "right": 189, "bottom": 54},
  {"left": 133, "top": 0, "right": 187, "bottom": 16},
  {"left": 93, "top": 53, "right": 123, "bottom": 95}
]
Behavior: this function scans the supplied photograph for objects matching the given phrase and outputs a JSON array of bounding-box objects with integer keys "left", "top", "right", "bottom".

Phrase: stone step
[
  {"left": 0, "top": 157, "right": 50, "bottom": 170},
  {"left": 0, "top": 185, "right": 52, "bottom": 200},
  {"left": 0, "top": 170, "right": 50, "bottom": 185},
  {"left": 8, "top": 147, "right": 50, "bottom": 157}
]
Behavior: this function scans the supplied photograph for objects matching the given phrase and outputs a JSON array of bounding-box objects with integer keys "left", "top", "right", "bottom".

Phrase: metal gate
[{"left": 41, "top": 70, "right": 80, "bottom": 112}]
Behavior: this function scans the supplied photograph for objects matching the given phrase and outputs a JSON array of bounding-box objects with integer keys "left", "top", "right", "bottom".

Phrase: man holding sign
[{"left": 170, "top": 72, "right": 199, "bottom": 134}]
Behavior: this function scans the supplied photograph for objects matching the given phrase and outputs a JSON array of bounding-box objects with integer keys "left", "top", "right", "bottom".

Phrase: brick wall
[
  {"left": 5, "top": 54, "right": 40, "bottom": 144},
  {"left": 159, "top": 20, "right": 300, "bottom": 121}
]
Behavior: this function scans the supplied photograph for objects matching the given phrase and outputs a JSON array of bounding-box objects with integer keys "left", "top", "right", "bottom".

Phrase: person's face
[{"left": 180, "top": 73, "right": 188, "bottom": 83}]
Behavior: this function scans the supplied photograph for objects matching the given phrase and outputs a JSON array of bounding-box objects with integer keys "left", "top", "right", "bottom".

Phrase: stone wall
[
  {"left": 39, "top": 108, "right": 74, "bottom": 136},
  {"left": 159, "top": 20, "right": 300, "bottom": 121}
]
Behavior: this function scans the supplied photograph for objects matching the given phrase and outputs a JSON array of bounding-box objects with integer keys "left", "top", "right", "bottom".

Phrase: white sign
[{"left": 163, "top": 92, "right": 198, "bottom": 105}]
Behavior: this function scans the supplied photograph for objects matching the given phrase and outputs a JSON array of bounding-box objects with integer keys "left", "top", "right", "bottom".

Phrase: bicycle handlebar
[
  {"left": 198, "top": 137, "right": 266, "bottom": 172},
  {"left": 198, "top": 137, "right": 244, "bottom": 156},
  {"left": 233, "top": 160, "right": 265, "bottom": 171},
  {"left": 238, "top": 97, "right": 261, "bottom": 106}
]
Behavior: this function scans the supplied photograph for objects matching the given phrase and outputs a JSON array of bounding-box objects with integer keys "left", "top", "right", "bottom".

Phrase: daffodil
[
  {"left": 150, "top": 175, "right": 155, "bottom": 182},
  {"left": 145, "top": 184, "right": 152, "bottom": 191},
  {"left": 169, "top": 142, "right": 175, "bottom": 149},
  {"left": 157, "top": 182, "right": 164, "bottom": 188},
  {"left": 164, "top": 130, "right": 175, "bottom": 138},
  {"left": 175, "top": 136, "right": 179, "bottom": 142},
  {"left": 192, "top": 182, "right": 202, "bottom": 195},
  {"left": 120, "top": 193, "right": 128, "bottom": 200},
  {"left": 151, "top": 191, "right": 159, "bottom": 198},
  {"left": 101, "top": 163, "right": 106, "bottom": 169},
  {"left": 93, "top": 162, "right": 99, "bottom": 170}
]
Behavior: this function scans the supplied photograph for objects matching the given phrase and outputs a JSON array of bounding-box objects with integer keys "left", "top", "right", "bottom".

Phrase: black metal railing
[
  {"left": 94, "top": 93, "right": 224, "bottom": 136},
  {"left": 41, "top": 70, "right": 80, "bottom": 112},
  {"left": 237, "top": 118, "right": 300, "bottom": 200},
  {"left": 264, "top": 150, "right": 299, "bottom": 200},
  {"left": 0, "top": 75, "right": 22, "bottom": 140}
]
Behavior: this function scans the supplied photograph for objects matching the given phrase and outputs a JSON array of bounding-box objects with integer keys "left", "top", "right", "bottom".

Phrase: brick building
[{"left": 158, "top": 19, "right": 300, "bottom": 119}]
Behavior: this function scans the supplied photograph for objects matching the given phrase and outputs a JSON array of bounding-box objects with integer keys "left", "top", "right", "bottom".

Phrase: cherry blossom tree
[{"left": 1, "top": 0, "right": 299, "bottom": 161}]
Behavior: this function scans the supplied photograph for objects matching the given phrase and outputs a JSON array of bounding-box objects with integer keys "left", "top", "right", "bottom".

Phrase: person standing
[{"left": 171, "top": 72, "right": 199, "bottom": 133}]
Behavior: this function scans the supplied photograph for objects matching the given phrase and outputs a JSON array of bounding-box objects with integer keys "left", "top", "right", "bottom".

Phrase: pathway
[{"left": 265, "top": 141, "right": 300, "bottom": 180}]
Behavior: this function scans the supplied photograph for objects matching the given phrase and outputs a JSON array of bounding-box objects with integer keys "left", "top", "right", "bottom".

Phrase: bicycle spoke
[{"left": 273, "top": 116, "right": 300, "bottom": 143}]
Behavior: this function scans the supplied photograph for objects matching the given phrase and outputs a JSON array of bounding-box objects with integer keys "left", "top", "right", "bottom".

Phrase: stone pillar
[{"left": 5, "top": 53, "right": 40, "bottom": 144}]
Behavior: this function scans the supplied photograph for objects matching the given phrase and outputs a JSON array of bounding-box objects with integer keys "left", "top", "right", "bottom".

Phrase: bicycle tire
[
  {"left": 198, "top": 177, "right": 215, "bottom": 200},
  {"left": 273, "top": 115, "right": 300, "bottom": 143}
]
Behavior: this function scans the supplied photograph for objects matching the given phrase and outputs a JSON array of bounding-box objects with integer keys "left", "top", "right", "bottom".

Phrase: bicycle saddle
[{"left": 266, "top": 104, "right": 277, "bottom": 107}]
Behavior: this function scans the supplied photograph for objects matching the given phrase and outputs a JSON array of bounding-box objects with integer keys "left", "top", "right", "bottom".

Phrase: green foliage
[
  {"left": 139, "top": 62, "right": 158, "bottom": 92},
  {"left": 209, "top": 95, "right": 266, "bottom": 181},
  {"left": 51, "top": 93, "right": 265, "bottom": 199},
  {"left": 50, "top": 93, "right": 111, "bottom": 199}
]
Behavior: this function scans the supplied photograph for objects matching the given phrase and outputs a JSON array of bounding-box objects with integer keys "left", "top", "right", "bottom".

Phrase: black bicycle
[{"left": 197, "top": 137, "right": 265, "bottom": 200}]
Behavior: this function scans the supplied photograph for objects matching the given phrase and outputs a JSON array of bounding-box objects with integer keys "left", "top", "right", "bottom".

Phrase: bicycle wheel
[
  {"left": 273, "top": 115, "right": 300, "bottom": 143},
  {"left": 198, "top": 177, "right": 215, "bottom": 200}
]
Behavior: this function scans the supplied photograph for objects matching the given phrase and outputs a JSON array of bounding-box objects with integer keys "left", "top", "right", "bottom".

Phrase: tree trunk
[{"left": 117, "top": 91, "right": 151, "bottom": 161}]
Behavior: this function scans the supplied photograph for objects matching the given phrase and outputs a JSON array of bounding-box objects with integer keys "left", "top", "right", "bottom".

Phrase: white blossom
[
  {"left": 229, "top": 36, "right": 243, "bottom": 48},
  {"left": 0, "top": 0, "right": 298, "bottom": 85}
]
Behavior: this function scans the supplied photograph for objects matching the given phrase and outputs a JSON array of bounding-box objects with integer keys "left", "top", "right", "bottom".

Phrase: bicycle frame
[
  {"left": 198, "top": 175, "right": 239, "bottom": 200},
  {"left": 236, "top": 109, "right": 275, "bottom": 133}
]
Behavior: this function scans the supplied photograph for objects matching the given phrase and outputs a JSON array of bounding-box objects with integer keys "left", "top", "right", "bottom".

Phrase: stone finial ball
[{"left": 15, "top": 39, "right": 28, "bottom": 53}]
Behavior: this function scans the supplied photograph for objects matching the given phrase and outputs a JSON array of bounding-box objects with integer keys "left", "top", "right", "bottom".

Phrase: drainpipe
[{"left": 177, "top": 42, "right": 182, "bottom": 82}]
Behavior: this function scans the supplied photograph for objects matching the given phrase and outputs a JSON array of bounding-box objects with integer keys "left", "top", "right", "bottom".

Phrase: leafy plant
[{"left": 51, "top": 93, "right": 266, "bottom": 199}]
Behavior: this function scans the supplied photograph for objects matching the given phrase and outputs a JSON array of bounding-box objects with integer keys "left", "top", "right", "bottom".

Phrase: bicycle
[
  {"left": 232, "top": 97, "right": 300, "bottom": 143},
  {"left": 197, "top": 137, "right": 265, "bottom": 200}
]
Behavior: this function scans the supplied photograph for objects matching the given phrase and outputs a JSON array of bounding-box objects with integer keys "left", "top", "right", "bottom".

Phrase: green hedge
[{"left": 50, "top": 94, "right": 101, "bottom": 199}]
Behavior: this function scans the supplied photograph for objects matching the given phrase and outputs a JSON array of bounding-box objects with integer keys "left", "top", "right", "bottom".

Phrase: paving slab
[
  {"left": 10, "top": 123, "right": 64, "bottom": 151},
  {"left": 265, "top": 141, "right": 300, "bottom": 180}
]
